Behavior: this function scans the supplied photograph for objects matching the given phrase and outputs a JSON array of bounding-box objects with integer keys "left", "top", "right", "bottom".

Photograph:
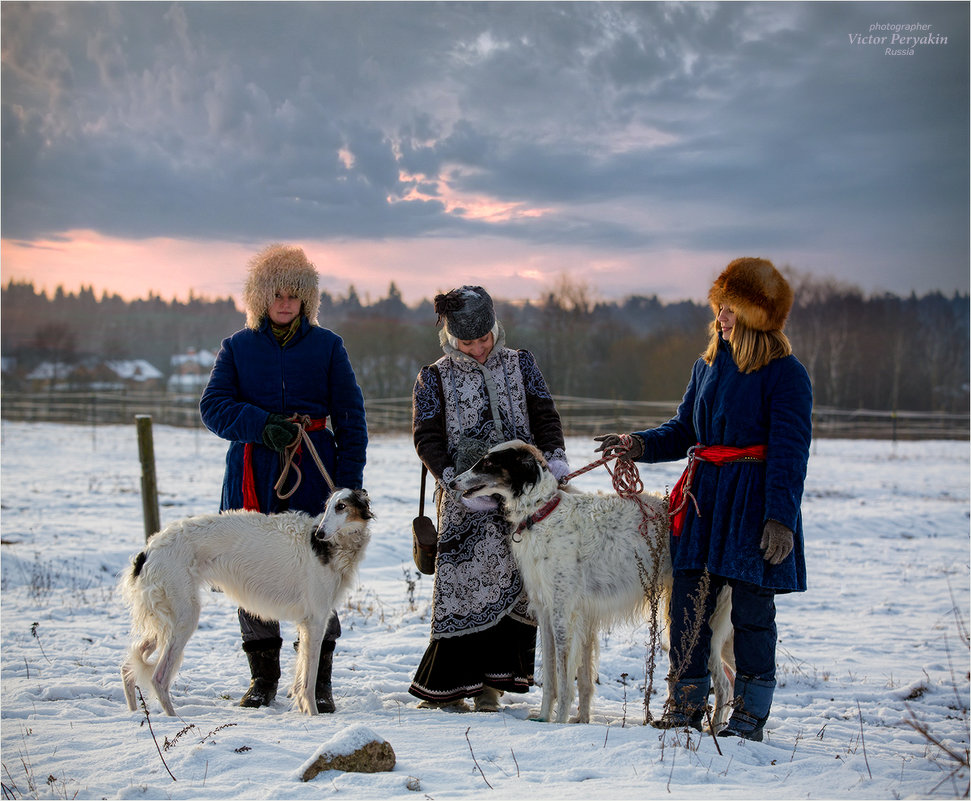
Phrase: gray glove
[
  {"left": 760, "top": 519, "right": 794, "bottom": 565},
  {"left": 593, "top": 433, "right": 644, "bottom": 460}
]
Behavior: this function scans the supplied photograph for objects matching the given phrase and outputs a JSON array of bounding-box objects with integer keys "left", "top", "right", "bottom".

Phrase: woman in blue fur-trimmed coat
[
  {"left": 595, "top": 258, "right": 812, "bottom": 742},
  {"left": 200, "top": 244, "right": 368, "bottom": 713}
]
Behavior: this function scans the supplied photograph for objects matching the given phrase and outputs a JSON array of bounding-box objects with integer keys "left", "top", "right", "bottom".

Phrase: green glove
[
  {"left": 262, "top": 414, "right": 299, "bottom": 452},
  {"left": 760, "top": 519, "right": 794, "bottom": 565}
]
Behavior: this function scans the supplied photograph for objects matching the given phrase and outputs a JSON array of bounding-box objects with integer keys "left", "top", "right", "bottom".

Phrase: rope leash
[
  {"left": 274, "top": 415, "right": 337, "bottom": 499},
  {"left": 562, "top": 434, "right": 660, "bottom": 523},
  {"left": 668, "top": 445, "right": 703, "bottom": 522}
]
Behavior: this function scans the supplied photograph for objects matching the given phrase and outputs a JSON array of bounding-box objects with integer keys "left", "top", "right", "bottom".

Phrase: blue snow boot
[
  {"left": 652, "top": 675, "right": 711, "bottom": 732},
  {"left": 719, "top": 675, "right": 775, "bottom": 742}
]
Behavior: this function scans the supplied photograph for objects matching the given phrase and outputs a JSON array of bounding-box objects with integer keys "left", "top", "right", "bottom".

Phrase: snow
[{"left": 1, "top": 420, "right": 968, "bottom": 800}]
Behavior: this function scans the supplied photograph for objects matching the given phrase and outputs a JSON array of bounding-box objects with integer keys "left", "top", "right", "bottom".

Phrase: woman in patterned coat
[
  {"left": 596, "top": 257, "right": 812, "bottom": 741},
  {"left": 409, "top": 285, "right": 569, "bottom": 712}
]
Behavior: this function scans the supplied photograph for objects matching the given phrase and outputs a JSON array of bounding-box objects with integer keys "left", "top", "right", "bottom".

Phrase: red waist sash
[
  {"left": 669, "top": 444, "right": 767, "bottom": 536},
  {"left": 242, "top": 416, "right": 328, "bottom": 511}
]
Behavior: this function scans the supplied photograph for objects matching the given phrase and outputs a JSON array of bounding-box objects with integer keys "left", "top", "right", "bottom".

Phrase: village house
[
  {"left": 167, "top": 348, "right": 216, "bottom": 394},
  {"left": 25, "top": 359, "right": 164, "bottom": 392}
]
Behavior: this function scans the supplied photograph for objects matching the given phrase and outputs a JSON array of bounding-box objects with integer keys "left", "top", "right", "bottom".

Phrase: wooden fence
[{"left": 0, "top": 390, "right": 967, "bottom": 440}]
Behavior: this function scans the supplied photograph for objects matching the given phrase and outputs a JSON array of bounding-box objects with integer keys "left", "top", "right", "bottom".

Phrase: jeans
[{"left": 668, "top": 570, "right": 777, "bottom": 682}]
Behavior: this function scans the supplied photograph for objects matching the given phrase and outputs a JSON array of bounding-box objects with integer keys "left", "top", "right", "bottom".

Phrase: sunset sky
[{"left": 2, "top": 1, "right": 968, "bottom": 307}]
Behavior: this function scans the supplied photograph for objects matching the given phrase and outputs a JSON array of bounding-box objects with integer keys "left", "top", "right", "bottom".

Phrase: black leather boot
[
  {"left": 315, "top": 641, "right": 336, "bottom": 714},
  {"left": 240, "top": 639, "right": 282, "bottom": 708}
]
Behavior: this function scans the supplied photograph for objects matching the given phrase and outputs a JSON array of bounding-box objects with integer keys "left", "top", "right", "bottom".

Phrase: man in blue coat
[
  {"left": 596, "top": 257, "right": 812, "bottom": 741},
  {"left": 201, "top": 244, "right": 368, "bottom": 712}
]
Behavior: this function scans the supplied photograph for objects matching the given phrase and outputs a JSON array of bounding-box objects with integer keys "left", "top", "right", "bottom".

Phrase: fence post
[
  {"left": 90, "top": 394, "right": 97, "bottom": 450},
  {"left": 135, "top": 415, "right": 161, "bottom": 540}
]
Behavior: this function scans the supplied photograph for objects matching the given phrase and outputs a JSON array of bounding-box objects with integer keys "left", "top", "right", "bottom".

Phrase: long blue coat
[
  {"left": 200, "top": 317, "right": 368, "bottom": 515},
  {"left": 634, "top": 340, "right": 812, "bottom": 592}
]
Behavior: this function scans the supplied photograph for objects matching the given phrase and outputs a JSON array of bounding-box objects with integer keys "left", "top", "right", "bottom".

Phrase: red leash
[{"left": 562, "top": 435, "right": 661, "bottom": 524}]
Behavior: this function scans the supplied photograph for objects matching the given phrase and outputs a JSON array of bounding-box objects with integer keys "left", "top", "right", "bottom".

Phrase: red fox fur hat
[
  {"left": 243, "top": 244, "right": 320, "bottom": 330},
  {"left": 708, "top": 257, "right": 793, "bottom": 332}
]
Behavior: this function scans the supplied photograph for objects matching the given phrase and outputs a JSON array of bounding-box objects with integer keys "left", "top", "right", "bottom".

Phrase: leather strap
[{"left": 419, "top": 463, "right": 428, "bottom": 517}]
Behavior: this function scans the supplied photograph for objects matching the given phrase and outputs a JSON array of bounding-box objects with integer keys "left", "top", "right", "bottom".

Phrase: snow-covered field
[{"left": 1, "top": 421, "right": 968, "bottom": 800}]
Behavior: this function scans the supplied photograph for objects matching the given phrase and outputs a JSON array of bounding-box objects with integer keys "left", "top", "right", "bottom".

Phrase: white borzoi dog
[
  {"left": 451, "top": 440, "right": 734, "bottom": 727},
  {"left": 120, "top": 488, "right": 372, "bottom": 717}
]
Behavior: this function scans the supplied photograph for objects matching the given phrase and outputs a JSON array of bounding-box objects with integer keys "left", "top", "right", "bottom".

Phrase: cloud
[{"left": 1, "top": 1, "right": 967, "bottom": 300}]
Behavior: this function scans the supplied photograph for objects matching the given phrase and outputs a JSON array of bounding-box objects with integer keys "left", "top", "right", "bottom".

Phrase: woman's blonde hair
[{"left": 704, "top": 316, "right": 792, "bottom": 373}]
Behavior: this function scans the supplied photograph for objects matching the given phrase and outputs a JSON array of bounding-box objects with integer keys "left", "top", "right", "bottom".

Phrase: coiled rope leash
[
  {"left": 274, "top": 414, "right": 337, "bottom": 499},
  {"left": 562, "top": 434, "right": 661, "bottom": 524}
]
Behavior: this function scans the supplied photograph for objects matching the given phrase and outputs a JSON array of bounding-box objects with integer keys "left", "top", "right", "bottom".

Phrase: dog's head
[
  {"left": 316, "top": 488, "right": 374, "bottom": 544},
  {"left": 311, "top": 488, "right": 372, "bottom": 589},
  {"left": 451, "top": 440, "right": 555, "bottom": 517}
]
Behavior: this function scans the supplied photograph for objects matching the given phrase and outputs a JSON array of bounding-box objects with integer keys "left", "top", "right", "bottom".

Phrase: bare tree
[{"left": 32, "top": 322, "right": 78, "bottom": 388}]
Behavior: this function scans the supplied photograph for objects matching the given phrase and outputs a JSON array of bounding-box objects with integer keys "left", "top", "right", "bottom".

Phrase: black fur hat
[{"left": 434, "top": 286, "right": 496, "bottom": 341}]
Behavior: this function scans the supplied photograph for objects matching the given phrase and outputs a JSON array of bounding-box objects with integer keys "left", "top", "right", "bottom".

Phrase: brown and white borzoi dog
[
  {"left": 120, "top": 488, "right": 372, "bottom": 717},
  {"left": 451, "top": 440, "right": 734, "bottom": 726}
]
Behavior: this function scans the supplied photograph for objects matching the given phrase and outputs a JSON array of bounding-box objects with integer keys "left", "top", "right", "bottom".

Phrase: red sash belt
[
  {"left": 669, "top": 444, "right": 767, "bottom": 536},
  {"left": 242, "top": 415, "right": 328, "bottom": 511}
]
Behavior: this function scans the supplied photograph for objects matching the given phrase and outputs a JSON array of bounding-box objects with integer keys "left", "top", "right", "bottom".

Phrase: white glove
[
  {"left": 461, "top": 494, "right": 499, "bottom": 512},
  {"left": 547, "top": 458, "right": 571, "bottom": 481}
]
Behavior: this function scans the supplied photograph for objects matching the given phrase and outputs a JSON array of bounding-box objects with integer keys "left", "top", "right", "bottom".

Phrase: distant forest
[{"left": 2, "top": 274, "right": 968, "bottom": 413}]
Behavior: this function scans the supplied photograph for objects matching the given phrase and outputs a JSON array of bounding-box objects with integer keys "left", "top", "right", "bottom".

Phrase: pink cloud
[{"left": 1, "top": 231, "right": 716, "bottom": 308}]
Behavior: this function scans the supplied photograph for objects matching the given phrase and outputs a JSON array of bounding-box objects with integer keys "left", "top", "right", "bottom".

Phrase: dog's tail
[{"left": 119, "top": 549, "right": 182, "bottom": 695}]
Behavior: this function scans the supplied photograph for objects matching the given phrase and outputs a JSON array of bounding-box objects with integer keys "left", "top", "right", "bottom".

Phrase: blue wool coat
[
  {"left": 634, "top": 341, "right": 812, "bottom": 592},
  {"left": 200, "top": 317, "right": 368, "bottom": 515}
]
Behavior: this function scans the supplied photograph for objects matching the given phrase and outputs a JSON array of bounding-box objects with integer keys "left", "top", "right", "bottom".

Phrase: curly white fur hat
[
  {"left": 708, "top": 257, "right": 793, "bottom": 332},
  {"left": 242, "top": 244, "right": 320, "bottom": 330}
]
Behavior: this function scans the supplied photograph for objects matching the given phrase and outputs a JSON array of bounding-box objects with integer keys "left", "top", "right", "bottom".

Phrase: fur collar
[{"left": 439, "top": 320, "right": 507, "bottom": 364}]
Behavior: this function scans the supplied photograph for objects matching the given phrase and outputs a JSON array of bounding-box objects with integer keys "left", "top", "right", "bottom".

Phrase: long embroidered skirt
[{"left": 408, "top": 615, "right": 536, "bottom": 702}]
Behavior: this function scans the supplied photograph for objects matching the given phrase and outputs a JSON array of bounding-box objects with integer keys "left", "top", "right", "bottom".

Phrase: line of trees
[{"left": 2, "top": 274, "right": 968, "bottom": 413}]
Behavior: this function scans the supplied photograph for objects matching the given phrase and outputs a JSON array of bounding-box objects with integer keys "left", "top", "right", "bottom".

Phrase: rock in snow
[{"left": 297, "top": 725, "right": 396, "bottom": 782}]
